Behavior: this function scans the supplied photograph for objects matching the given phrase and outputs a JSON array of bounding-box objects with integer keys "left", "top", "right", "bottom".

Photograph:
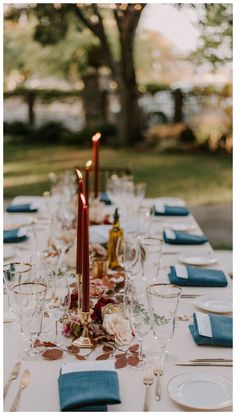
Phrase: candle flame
[
  {"left": 75, "top": 169, "right": 83, "bottom": 180},
  {"left": 92, "top": 132, "right": 101, "bottom": 142},
  {"left": 85, "top": 160, "right": 93, "bottom": 169}
]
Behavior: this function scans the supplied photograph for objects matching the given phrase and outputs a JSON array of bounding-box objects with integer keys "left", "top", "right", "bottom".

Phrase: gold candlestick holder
[
  {"left": 76, "top": 272, "right": 82, "bottom": 310},
  {"left": 72, "top": 309, "right": 93, "bottom": 348}
]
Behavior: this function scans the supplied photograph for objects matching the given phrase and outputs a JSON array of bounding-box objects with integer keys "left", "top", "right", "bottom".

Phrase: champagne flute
[{"left": 140, "top": 236, "right": 163, "bottom": 282}]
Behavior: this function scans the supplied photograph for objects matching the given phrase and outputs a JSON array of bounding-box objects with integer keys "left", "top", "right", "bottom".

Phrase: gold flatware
[
  {"left": 3, "top": 362, "right": 21, "bottom": 399},
  {"left": 175, "top": 362, "right": 232, "bottom": 367},
  {"left": 10, "top": 370, "right": 30, "bottom": 412},
  {"left": 154, "top": 356, "right": 164, "bottom": 401},
  {"left": 143, "top": 360, "right": 154, "bottom": 411}
]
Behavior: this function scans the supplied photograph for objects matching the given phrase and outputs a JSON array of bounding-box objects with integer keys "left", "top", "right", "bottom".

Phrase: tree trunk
[
  {"left": 117, "top": 30, "right": 142, "bottom": 146},
  {"left": 82, "top": 72, "right": 108, "bottom": 128},
  {"left": 118, "top": 81, "right": 141, "bottom": 146}
]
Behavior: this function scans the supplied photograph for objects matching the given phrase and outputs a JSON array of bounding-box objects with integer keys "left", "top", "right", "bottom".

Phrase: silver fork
[
  {"left": 154, "top": 355, "right": 164, "bottom": 401},
  {"left": 143, "top": 359, "right": 154, "bottom": 411}
]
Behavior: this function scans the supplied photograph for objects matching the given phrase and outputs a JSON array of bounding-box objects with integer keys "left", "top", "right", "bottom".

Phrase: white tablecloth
[{"left": 3, "top": 196, "right": 232, "bottom": 412}]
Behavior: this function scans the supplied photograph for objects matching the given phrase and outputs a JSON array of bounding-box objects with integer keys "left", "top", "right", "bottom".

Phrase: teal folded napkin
[
  {"left": 4, "top": 229, "right": 28, "bottom": 243},
  {"left": 6, "top": 203, "right": 38, "bottom": 213},
  {"left": 168, "top": 265, "right": 228, "bottom": 287},
  {"left": 100, "top": 192, "right": 112, "bottom": 205},
  {"left": 58, "top": 370, "right": 121, "bottom": 412},
  {"left": 189, "top": 311, "right": 232, "bottom": 347},
  {"left": 154, "top": 205, "right": 189, "bottom": 216},
  {"left": 163, "top": 229, "right": 208, "bottom": 245}
]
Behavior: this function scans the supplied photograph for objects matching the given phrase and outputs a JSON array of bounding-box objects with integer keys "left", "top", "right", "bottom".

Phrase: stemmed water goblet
[
  {"left": 10, "top": 279, "right": 47, "bottom": 359},
  {"left": 146, "top": 283, "right": 181, "bottom": 360},
  {"left": 3, "top": 262, "right": 32, "bottom": 328},
  {"left": 47, "top": 277, "right": 70, "bottom": 341},
  {"left": 140, "top": 236, "right": 163, "bottom": 282},
  {"left": 116, "top": 235, "right": 141, "bottom": 278},
  {"left": 130, "top": 280, "right": 151, "bottom": 369}
]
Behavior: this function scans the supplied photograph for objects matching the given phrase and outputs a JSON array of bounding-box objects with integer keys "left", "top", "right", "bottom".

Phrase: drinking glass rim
[
  {"left": 3, "top": 262, "right": 32, "bottom": 274},
  {"left": 141, "top": 236, "right": 163, "bottom": 245},
  {"left": 12, "top": 281, "right": 47, "bottom": 295},
  {"left": 146, "top": 283, "right": 182, "bottom": 298}
]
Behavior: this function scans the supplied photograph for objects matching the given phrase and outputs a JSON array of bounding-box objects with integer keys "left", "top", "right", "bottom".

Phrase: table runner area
[{"left": 3, "top": 196, "right": 232, "bottom": 412}]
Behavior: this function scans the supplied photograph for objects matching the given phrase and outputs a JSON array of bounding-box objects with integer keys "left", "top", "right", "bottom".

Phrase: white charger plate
[
  {"left": 3, "top": 246, "right": 16, "bottom": 260},
  {"left": 194, "top": 294, "right": 232, "bottom": 313},
  {"left": 168, "top": 372, "right": 232, "bottom": 410},
  {"left": 179, "top": 254, "right": 217, "bottom": 266}
]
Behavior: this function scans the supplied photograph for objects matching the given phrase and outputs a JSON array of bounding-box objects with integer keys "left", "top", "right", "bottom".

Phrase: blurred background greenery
[{"left": 4, "top": 3, "right": 232, "bottom": 208}]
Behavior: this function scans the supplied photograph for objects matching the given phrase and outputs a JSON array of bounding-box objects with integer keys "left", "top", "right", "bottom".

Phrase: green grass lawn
[{"left": 4, "top": 143, "right": 232, "bottom": 205}]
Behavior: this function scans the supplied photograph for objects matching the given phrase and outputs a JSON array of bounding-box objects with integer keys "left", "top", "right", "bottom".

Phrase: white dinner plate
[
  {"left": 194, "top": 294, "right": 232, "bottom": 314},
  {"left": 168, "top": 372, "right": 232, "bottom": 410},
  {"left": 155, "top": 197, "right": 185, "bottom": 206},
  {"left": 178, "top": 254, "right": 217, "bottom": 266},
  {"left": 3, "top": 246, "right": 16, "bottom": 260}
]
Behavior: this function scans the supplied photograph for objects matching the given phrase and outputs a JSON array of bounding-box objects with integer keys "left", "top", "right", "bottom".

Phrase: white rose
[{"left": 103, "top": 313, "right": 132, "bottom": 346}]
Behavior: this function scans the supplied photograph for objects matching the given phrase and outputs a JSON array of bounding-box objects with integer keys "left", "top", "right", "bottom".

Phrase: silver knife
[
  {"left": 175, "top": 362, "right": 232, "bottom": 367},
  {"left": 10, "top": 370, "right": 30, "bottom": 412},
  {"left": 190, "top": 358, "right": 233, "bottom": 362},
  {"left": 3, "top": 362, "right": 21, "bottom": 399}
]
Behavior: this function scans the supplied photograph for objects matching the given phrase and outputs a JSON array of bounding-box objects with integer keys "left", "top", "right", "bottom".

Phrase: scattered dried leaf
[
  {"left": 102, "top": 345, "right": 114, "bottom": 352},
  {"left": 127, "top": 355, "right": 139, "bottom": 367},
  {"left": 115, "top": 356, "right": 127, "bottom": 369},
  {"left": 34, "top": 339, "right": 57, "bottom": 348},
  {"left": 76, "top": 354, "right": 86, "bottom": 360},
  {"left": 115, "top": 353, "right": 127, "bottom": 359},
  {"left": 42, "top": 349, "right": 63, "bottom": 360},
  {"left": 67, "top": 345, "right": 80, "bottom": 355},
  {"left": 129, "top": 344, "right": 139, "bottom": 352},
  {"left": 96, "top": 352, "right": 111, "bottom": 360}
]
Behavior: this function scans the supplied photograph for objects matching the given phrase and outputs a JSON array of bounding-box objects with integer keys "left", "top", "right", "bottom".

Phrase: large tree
[{"left": 7, "top": 3, "right": 146, "bottom": 145}]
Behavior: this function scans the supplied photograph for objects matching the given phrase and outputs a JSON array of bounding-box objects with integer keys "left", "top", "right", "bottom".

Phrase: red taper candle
[
  {"left": 92, "top": 132, "right": 101, "bottom": 199},
  {"left": 85, "top": 160, "right": 92, "bottom": 207},
  {"left": 75, "top": 169, "right": 83, "bottom": 275},
  {"left": 81, "top": 194, "right": 90, "bottom": 312}
]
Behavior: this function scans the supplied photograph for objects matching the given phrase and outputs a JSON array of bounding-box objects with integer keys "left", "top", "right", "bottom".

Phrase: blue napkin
[
  {"left": 154, "top": 205, "right": 189, "bottom": 216},
  {"left": 189, "top": 312, "right": 232, "bottom": 347},
  {"left": 6, "top": 203, "right": 38, "bottom": 213},
  {"left": 163, "top": 229, "right": 208, "bottom": 245},
  {"left": 58, "top": 370, "right": 121, "bottom": 412},
  {"left": 4, "top": 229, "right": 28, "bottom": 243},
  {"left": 169, "top": 265, "right": 228, "bottom": 287},
  {"left": 100, "top": 192, "right": 112, "bottom": 205}
]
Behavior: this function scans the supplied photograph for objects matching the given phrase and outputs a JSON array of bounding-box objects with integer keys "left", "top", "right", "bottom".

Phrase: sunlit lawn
[{"left": 4, "top": 143, "right": 232, "bottom": 205}]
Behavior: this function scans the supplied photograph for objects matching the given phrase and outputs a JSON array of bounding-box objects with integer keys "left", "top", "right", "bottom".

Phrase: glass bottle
[{"left": 108, "top": 208, "right": 124, "bottom": 270}]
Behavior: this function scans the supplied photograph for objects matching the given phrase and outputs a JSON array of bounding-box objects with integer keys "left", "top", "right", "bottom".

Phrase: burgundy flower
[{"left": 92, "top": 297, "right": 115, "bottom": 322}]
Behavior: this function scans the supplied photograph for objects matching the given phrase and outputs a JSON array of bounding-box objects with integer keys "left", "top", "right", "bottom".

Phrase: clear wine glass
[
  {"left": 140, "top": 236, "right": 163, "bottom": 282},
  {"left": 116, "top": 235, "right": 140, "bottom": 278},
  {"left": 130, "top": 280, "right": 151, "bottom": 368},
  {"left": 146, "top": 284, "right": 181, "bottom": 360},
  {"left": 10, "top": 281, "right": 47, "bottom": 359},
  {"left": 3, "top": 262, "right": 32, "bottom": 327},
  {"left": 47, "top": 277, "right": 70, "bottom": 340}
]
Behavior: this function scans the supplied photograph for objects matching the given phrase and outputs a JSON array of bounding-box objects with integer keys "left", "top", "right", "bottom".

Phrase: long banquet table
[{"left": 3, "top": 196, "right": 233, "bottom": 412}]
